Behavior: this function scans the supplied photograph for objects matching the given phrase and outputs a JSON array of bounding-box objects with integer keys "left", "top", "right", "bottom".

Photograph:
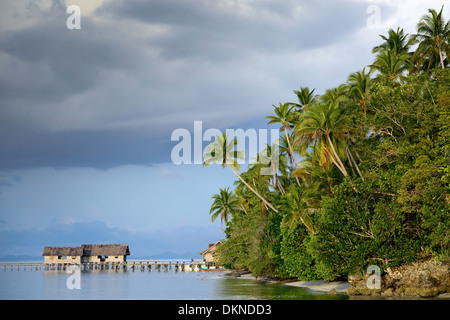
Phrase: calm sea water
[{"left": 0, "top": 261, "right": 348, "bottom": 300}]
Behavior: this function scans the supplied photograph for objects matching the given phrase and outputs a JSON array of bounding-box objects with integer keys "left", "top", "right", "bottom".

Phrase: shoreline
[
  {"left": 223, "top": 270, "right": 450, "bottom": 299},
  {"left": 282, "top": 280, "right": 450, "bottom": 299},
  {"left": 282, "top": 280, "right": 352, "bottom": 295},
  {"left": 223, "top": 270, "right": 351, "bottom": 294},
  {"left": 283, "top": 280, "right": 450, "bottom": 299}
]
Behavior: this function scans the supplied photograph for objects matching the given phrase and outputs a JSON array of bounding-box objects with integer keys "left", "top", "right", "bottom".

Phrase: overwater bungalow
[
  {"left": 81, "top": 244, "right": 130, "bottom": 263},
  {"left": 42, "top": 244, "right": 130, "bottom": 265},
  {"left": 42, "top": 246, "right": 83, "bottom": 265}
]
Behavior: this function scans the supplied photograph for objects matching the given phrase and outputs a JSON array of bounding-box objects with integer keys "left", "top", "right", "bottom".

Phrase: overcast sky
[{"left": 0, "top": 0, "right": 448, "bottom": 258}]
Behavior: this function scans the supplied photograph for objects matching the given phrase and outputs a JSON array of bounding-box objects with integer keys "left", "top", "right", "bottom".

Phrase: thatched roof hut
[
  {"left": 200, "top": 241, "right": 222, "bottom": 263},
  {"left": 81, "top": 244, "right": 130, "bottom": 256},
  {"left": 42, "top": 244, "right": 130, "bottom": 264}
]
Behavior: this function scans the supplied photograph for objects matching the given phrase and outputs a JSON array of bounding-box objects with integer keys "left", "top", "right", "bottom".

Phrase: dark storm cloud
[
  {"left": 0, "top": 0, "right": 374, "bottom": 171},
  {"left": 0, "top": 16, "right": 138, "bottom": 104}
]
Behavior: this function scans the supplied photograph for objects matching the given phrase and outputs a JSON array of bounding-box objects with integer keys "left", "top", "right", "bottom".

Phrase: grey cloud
[
  {"left": 0, "top": 0, "right": 382, "bottom": 171},
  {"left": 107, "top": 0, "right": 370, "bottom": 60},
  {"left": 0, "top": 19, "right": 138, "bottom": 104}
]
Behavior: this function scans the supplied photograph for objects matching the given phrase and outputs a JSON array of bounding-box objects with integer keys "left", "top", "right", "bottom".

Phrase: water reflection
[
  {"left": 214, "top": 277, "right": 349, "bottom": 300},
  {"left": 1, "top": 267, "right": 350, "bottom": 300}
]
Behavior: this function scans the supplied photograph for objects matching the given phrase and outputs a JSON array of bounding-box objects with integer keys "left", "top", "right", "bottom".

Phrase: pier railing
[{"left": 0, "top": 260, "right": 222, "bottom": 272}]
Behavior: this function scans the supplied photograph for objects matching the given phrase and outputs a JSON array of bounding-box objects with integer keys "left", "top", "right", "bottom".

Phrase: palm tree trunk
[
  {"left": 439, "top": 47, "right": 445, "bottom": 70},
  {"left": 327, "top": 137, "right": 359, "bottom": 191},
  {"left": 284, "top": 128, "right": 302, "bottom": 187},
  {"left": 286, "top": 151, "right": 302, "bottom": 187},
  {"left": 226, "top": 163, "right": 279, "bottom": 213},
  {"left": 347, "top": 149, "right": 357, "bottom": 176},
  {"left": 239, "top": 204, "right": 248, "bottom": 214},
  {"left": 272, "top": 163, "right": 285, "bottom": 195},
  {"left": 298, "top": 215, "right": 316, "bottom": 235},
  {"left": 284, "top": 128, "right": 299, "bottom": 168},
  {"left": 326, "top": 134, "right": 348, "bottom": 177},
  {"left": 347, "top": 147, "right": 364, "bottom": 181},
  {"left": 277, "top": 180, "right": 285, "bottom": 195}
]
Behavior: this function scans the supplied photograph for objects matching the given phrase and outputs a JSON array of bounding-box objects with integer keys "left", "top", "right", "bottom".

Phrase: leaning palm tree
[
  {"left": 413, "top": 6, "right": 450, "bottom": 70},
  {"left": 209, "top": 187, "right": 240, "bottom": 224},
  {"left": 203, "top": 132, "right": 278, "bottom": 213},
  {"left": 266, "top": 102, "right": 299, "bottom": 167},
  {"left": 279, "top": 133, "right": 297, "bottom": 169},
  {"left": 236, "top": 162, "right": 273, "bottom": 216}
]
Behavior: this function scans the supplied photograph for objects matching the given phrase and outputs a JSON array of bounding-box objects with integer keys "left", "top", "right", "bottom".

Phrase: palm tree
[
  {"left": 234, "top": 187, "right": 250, "bottom": 215},
  {"left": 279, "top": 133, "right": 296, "bottom": 171},
  {"left": 236, "top": 163, "right": 273, "bottom": 216},
  {"left": 370, "top": 48, "right": 410, "bottom": 83},
  {"left": 293, "top": 102, "right": 351, "bottom": 179},
  {"left": 319, "top": 84, "right": 349, "bottom": 107},
  {"left": 203, "top": 132, "right": 279, "bottom": 213},
  {"left": 346, "top": 67, "right": 372, "bottom": 117},
  {"left": 292, "top": 152, "right": 343, "bottom": 199},
  {"left": 266, "top": 102, "right": 299, "bottom": 168},
  {"left": 372, "top": 27, "right": 414, "bottom": 58},
  {"left": 279, "top": 132, "right": 302, "bottom": 187},
  {"left": 409, "top": 47, "right": 442, "bottom": 73},
  {"left": 293, "top": 86, "right": 317, "bottom": 112},
  {"left": 370, "top": 28, "right": 412, "bottom": 81},
  {"left": 209, "top": 187, "right": 240, "bottom": 224},
  {"left": 282, "top": 186, "right": 316, "bottom": 235},
  {"left": 259, "top": 143, "right": 289, "bottom": 194},
  {"left": 413, "top": 6, "right": 450, "bottom": 70}
]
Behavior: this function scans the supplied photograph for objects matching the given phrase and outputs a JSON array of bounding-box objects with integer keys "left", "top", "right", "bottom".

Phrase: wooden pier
[{"left": 0, "top": 260, "right": 222, "bottom": 272}]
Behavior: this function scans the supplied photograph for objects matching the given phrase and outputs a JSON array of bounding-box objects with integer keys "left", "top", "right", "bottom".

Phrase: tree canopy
[{"left": 205, "top": 8, "right": 450, "bottom": 280}]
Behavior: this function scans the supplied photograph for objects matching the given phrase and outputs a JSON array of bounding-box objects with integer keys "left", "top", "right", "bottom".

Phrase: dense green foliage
[{"left": 206, "top": 8, "right": 450, "bottom": 280}]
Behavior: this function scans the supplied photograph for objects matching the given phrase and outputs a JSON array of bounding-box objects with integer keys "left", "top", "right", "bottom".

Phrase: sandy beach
[
  {"left": 230, "top": 272, "right": 351, "bottom": 294},
  {"left": 282, "top": 280, "right": 352, "bottom": 294}
]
